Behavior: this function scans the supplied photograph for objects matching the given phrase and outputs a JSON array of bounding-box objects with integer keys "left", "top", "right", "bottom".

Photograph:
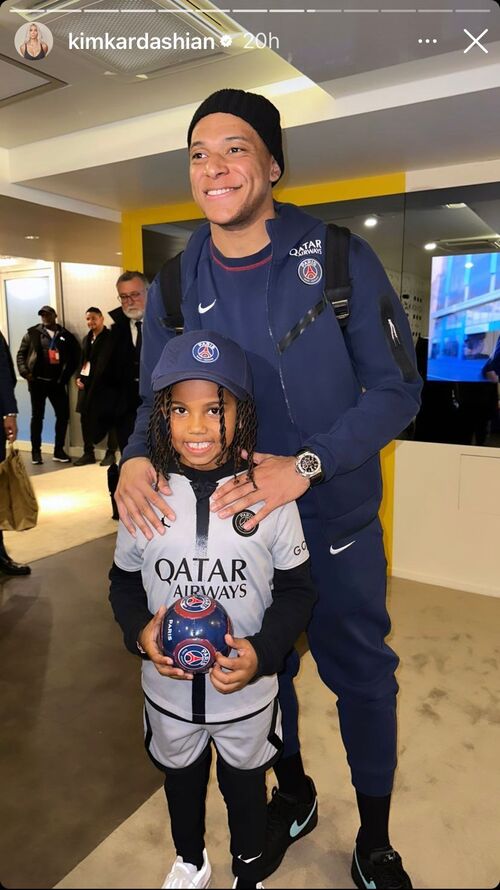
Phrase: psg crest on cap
[
  {"left": 160, "top": 595, "right": 232, "bottom": 673},
  {"left": 192, "top": 340, "right": 220, "bottom": 363}
]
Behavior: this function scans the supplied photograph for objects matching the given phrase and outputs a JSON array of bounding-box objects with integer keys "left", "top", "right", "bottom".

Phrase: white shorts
[{"left": 144, "top": 697, "right": 282, "bottom": 772}]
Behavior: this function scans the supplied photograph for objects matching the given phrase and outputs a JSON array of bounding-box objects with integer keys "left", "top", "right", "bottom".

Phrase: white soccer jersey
[{"left": 113, "top": 468, "right": 309, "bottom": 723}]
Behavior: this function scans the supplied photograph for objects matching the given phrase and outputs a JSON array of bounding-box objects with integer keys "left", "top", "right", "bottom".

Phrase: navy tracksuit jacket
[{"left": 124, "top": 202, "right": 422, "bottom": 796}]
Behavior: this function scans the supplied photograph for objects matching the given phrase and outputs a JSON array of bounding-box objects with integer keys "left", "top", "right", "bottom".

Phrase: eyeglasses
[{"left": 117, "top": 292, "right": 144, "bottom": 303}]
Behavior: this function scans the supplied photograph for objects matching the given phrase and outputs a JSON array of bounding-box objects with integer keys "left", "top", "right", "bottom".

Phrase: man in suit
[
  {"left": 99, "top": 272, "right": 148, "bottom": 518},
  {"left": 107, "top": 272, "right": 148, "bottom": 453},
  {"left": 0, "top": 331, "right": 31, "bottom": 575},
  {"left": 74, "top": 306, "right": 117, "bottom": 467}
]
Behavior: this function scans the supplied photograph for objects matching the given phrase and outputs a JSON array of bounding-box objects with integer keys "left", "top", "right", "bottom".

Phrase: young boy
[{"left": 109, "top": 330, "right": 317, "bottom": 890}]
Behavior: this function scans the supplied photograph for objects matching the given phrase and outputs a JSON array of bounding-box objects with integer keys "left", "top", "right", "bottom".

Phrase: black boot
[
  {"left": 100, "top": 450, "right": 116, "bottom": 467},
  {"left": 107, "top": 462, "right": 120, "bottom": 520},
  {"left": 0, "top": 532, "right": 31, "bottom": 576}
]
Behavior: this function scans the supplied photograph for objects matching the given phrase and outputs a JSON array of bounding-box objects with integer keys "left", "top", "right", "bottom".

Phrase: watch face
[{"left": 298, "top": 452, "right": 321, "bottom": 476}]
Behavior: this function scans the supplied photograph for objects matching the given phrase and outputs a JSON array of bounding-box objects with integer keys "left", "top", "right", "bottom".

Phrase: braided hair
[{"left": 147, "top": 384, "right": 258, "bottom": 489}]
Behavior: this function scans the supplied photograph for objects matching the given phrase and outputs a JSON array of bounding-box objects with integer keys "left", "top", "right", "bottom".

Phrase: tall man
[
  {"left": 16, "top": 306, "right": 79, "bottom": 464},
  {"left": 108, "top": 272, "right": 148, "bottom": 455},
  {"left": 116, "top": 90, "right": 421, "bottom": 889},
  {"left": 101, "top": 272, "right": 148, "bottom": 519}
]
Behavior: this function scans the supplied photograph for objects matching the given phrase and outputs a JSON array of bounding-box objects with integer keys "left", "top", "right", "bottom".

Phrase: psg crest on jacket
[{"left": 160, "top": 595, "right": 233, "bottom": 673}]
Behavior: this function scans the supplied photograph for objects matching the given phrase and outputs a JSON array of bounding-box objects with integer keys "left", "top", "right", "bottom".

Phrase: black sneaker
[
  {"left": 53, "top": 449, "right": 71, "bottom": 463},
  {"left": 74, "top": 453, "right": 96, "bottom": 466},
  {"left": 352, "top": 846, "right": 412, "bottom": 889},
  {"left": 31, "top": 451, "right": 43, "bottom": 465},
  {"left": 263, "top": 776, "right": 318, "bottom": 875}
]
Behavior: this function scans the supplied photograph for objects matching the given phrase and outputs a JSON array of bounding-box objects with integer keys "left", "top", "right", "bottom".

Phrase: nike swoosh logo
[
  {"left": 329, "top": 540, "right": 355, "bottom": 556},
  {"left": 237, "top": 852, "right": 262, "bottom": 864},
  {"left": 353, "top": 847, "right": 376, "bottom": 889},
  {"left": 290, "top": 797, "right": 317, "bottom": 838},
  {"left": 198, "top": 299, "right": 216, "bottom": 314}
]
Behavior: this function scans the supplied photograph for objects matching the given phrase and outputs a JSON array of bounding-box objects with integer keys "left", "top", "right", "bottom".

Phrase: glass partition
[{"left": 3, "top": 271, "right": 56, "bottom": 445}]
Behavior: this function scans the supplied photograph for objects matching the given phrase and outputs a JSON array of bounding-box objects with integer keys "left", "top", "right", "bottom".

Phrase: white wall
[{"left": 392, "top": 440, "right": 500, "bottom": 598}]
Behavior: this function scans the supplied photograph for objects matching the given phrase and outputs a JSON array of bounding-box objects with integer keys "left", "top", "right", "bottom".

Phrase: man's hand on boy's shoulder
[
  {"left": 116, "top": 457, "right": 175, "bottom": 540},
  {"left": 138, "top": 606, "right": 194, "bottom": 681},
  {"left": 210, "top": 452, "right": 310, "bottom": 530},
  {"left": 210, "top": 634, "right": 258, "bottom": 694}
]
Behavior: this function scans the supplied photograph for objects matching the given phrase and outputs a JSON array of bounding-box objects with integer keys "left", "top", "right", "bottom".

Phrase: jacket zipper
[{"left": 265, "top": 256, "right": 295, "bottom": 425}]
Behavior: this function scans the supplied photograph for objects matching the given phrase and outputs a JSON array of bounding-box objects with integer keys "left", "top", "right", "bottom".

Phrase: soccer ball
[{"left": 160, "top": 595, "right": 233, "bottom": 673}]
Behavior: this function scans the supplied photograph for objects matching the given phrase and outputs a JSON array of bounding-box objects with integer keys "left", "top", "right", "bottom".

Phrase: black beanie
[{"left": 187, "top": 88, "right": 284, "bottom": 184}]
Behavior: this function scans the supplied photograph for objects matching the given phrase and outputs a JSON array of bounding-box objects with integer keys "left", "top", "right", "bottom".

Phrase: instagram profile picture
[{"left": 16, "top": 21, "right": 53, "bottom": 61}]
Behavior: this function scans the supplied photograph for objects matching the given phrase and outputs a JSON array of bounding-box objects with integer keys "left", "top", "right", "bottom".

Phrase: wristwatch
[{"left": 294, "top": 449, "right": 323, "bottom": 486}]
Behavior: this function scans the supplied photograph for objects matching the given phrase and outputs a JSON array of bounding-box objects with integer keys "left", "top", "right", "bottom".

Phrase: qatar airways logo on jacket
[
  {"left": 154, "top": 556, "right": 247, "bottom": 599},
  {"left": 289, "top": 239, "right": 322, "bottom": 257}
]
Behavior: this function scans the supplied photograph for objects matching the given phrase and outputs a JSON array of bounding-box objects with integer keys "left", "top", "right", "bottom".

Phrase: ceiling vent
[
  {"left": 436, "top": 236, "right": 500, "bottom": 253},
  {"left": 13, "top": 0, "right": 244, "bottom": 77}
]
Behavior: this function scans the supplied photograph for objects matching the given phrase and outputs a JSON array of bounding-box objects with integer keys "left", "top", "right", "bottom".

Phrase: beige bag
[{"left": 0, "top": 446, "right": 39, "bottom": 531}]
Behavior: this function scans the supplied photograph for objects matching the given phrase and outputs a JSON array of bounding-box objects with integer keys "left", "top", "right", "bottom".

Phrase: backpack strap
[
  {"left": 324, "top": 223, "right": 351, "bottom": 328},
  {"left": 278, "top": 223, "right": 352, "bottom": 354},
  {"left": 159, "top": 251, "right": 184, "bottom": 334}
]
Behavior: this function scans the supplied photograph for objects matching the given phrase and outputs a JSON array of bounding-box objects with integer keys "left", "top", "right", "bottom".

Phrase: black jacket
[
  {"left": 1, "top": 332, "right": 18, "bottom": 459},
  {"left": 81, "top": 309, "right": 142, "bottom": 444},
  {"left": 76, "top": 328, "right": 113, "bottom": 414},
  {"left": 17, "top": 323, "right": 79, "bottom": 386},
  {"left": 0, "top": 332, "right": 17, "bottom": 417}
]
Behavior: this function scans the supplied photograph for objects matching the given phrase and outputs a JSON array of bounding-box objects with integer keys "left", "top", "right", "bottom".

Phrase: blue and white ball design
[{"left": 160, "top": 595, "right": 232, "bottom": 673}]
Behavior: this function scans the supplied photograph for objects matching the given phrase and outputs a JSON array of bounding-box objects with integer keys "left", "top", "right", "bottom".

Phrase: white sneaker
[
  {"left": 231, "top": 881, "right": 264, "bottom": 889},
  {"left": 162, "top": 849, "right": 211, "bottom": 889}
]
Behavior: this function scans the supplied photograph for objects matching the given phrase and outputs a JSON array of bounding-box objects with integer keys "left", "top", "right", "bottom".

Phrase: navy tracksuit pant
[{"left": 278, "top": 515, "right": 399, "bottom": 798}]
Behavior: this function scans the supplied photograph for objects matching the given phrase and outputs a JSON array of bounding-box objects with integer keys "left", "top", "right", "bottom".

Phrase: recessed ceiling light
[
  {"left": 444, "top": 203, "right": 467, "bottom": 209},
  {"left": 25, "top": 235, "right": 39, "bottom": 240},
  {"left": 136, "top": 74, "right": 148, "bottom": 80},
  {"left": 424, "top": 242, "right": 437, "bottom": 251},
  {"left": 364, "top": 216, "right": 378, "bottom": 228},
  {"left": 116, "top": 251, "right": 122, "bottom": 256},
  {"left": 104, "top": 71, "right": 117, "bottom": 76}
]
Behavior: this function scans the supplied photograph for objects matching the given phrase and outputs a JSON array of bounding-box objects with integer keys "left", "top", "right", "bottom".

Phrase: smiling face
[
  {"left": 86, "top": 311, "right": 104, "bottom": 334},
  {"left": 189, "top": 113, "right": 281, "bottom": 231},
  {"left": 168, "top": 379, "right": 237, "bottom": 471}
]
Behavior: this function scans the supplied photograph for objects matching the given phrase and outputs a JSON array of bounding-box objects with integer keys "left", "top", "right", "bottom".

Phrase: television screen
[{"left": 427, "top": 253, "right": 500, "bottom": 382}]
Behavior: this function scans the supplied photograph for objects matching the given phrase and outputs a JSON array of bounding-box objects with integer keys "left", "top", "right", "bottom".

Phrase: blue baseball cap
[{"left": 151, "top": 330, "right": 253, "bottom": 400}]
